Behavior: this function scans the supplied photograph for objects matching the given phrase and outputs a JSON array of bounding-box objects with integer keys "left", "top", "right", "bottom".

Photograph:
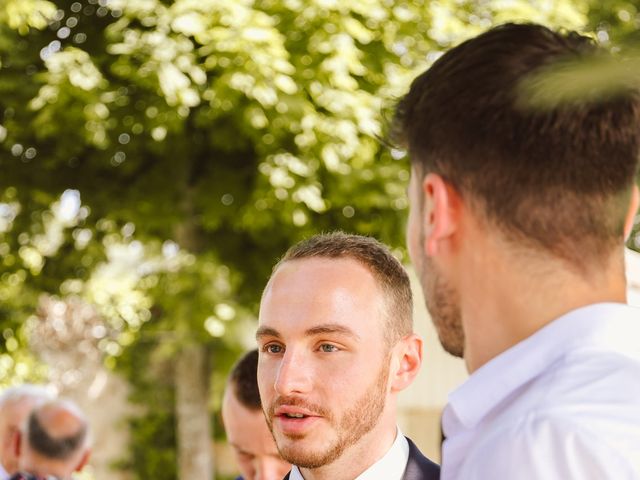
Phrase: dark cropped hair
[
  {"left": 27, "top": 410, "right": 87, "bottom": 461},
  {"left": 393, "top": 23, "right": 640, "bottom": 267},
  {"left": 229, "top": 349, "right": 261, "bottom": 410},
  {"left": 273, "top": 232, "right": 413, "bottom": 344}
]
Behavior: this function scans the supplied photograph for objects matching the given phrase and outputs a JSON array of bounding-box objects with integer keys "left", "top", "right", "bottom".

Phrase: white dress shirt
[
  {"left": 289, "top": 428, "right": 410, "bottom": 480},
  {"left": 0, "top": 462, "right": 8, "bottom": 480},
  {"left": 442, "top": 303, "right": 640, "bottom": 479}
]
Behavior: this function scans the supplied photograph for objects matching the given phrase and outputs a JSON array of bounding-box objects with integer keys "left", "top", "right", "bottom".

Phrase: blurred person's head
[
  {"left": 257, "top": 232, "right": 422, "bottom": 477},
  {"left": 14, "top": 399, "right": 90, "bottom": 480},
  {"left": 394, "top": 23, "right": 640, "bottom": 369},
  {"left": 0, "top": 385, "right": 54, "bottom": 475},
  {"left": 222, "top": 350, "right": 291, "bottom": 480}
]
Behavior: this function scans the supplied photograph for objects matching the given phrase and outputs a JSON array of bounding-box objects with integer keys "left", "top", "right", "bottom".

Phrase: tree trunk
[
  {"left": 175, "top": 343, "right": 212, "bottom": 480},
  {"left": 174, "top": 144, "right": 213, "bottom": 479}
]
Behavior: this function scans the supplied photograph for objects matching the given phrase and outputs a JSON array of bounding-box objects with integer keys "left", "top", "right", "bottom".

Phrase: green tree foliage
[
  {"left": 587, "top": 0, "right": 640, "bottom": 43},
  {"left": 586, "top": 5, "right": 640, "bottom": 253},
  {"left": 0, "top": 0, "right": 592, "bottom": 477}
]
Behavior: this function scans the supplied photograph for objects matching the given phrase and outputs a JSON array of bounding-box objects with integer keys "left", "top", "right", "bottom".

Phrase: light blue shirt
[{"left": 442, "top": 303, "right": 640, "bottom": 479}]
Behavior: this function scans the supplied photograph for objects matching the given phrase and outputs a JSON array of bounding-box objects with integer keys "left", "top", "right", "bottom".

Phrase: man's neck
[
  {"left": 297, "top": 421, "right": 397, "bottom": 480},
  {"left": 460, "top": 245, "right": 627, "bottom": 373}
]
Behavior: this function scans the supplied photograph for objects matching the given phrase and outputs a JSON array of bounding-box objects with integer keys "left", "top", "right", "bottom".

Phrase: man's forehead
[
  {"left": 262, "top": 257, "right": 381, "bottom": 307},
  {"left": 223, "top": 399, "right": 276, "bottom": 449},
  {"left": 258, "top": 256, "right": 387, "bottom": 339}
]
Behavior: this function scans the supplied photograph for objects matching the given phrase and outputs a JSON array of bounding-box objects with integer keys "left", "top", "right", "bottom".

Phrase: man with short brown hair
[
  {"left": 257, "top": 232, "right": 439, "bottom": 480},
  {"left": 222, "top": 350, "right": 291, "bottom": 480},
  {"left": 395, "top": 22, "right": 640, "bottom": 479}
]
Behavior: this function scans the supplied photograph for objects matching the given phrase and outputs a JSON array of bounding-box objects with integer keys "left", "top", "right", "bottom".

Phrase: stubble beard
[
  {"left": 266, "top": 360, "right": 390, "bottom": 469},
  {"left": 419, "top": 253, "right": 465, "bottom": 358}
]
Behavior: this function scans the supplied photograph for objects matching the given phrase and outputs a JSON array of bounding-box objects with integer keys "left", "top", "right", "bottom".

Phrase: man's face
[
  {"left": 221, "top": 389, "right": 291, "bottom": 480},
  {"left": 257, "top": 257, "right": 391, "bottom": 469},
  {"left": 407, "top": 168, "right": 465, "bottom": 357}
]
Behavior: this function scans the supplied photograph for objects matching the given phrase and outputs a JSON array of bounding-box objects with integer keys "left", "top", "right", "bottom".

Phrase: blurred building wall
[{"left": 626, "top": 248, "right": 640, "bottom": 307}]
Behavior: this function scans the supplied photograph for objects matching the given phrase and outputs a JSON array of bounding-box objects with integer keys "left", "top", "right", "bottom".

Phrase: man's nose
[{"left": 273, "top": 349, "right": 312, "bottom": 396}]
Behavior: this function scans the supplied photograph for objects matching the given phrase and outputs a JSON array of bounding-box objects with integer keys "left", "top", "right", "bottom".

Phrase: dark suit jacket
[
  {"left": 282, "top": 437, "right": 439, "bottom": 479},
  {"left": 9, "top": 473, "right": 57, "bottom": 480}
]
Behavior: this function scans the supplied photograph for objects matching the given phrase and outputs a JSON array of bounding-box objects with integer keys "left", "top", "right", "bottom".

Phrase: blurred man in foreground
[
  {"left": 11, "top": 399, "right": 90, "bottom": 480},
  {"left": 257, "top": 232, "right": 439, "bottom": 480},
  {"left": 222, "top": 350, "right": 291, "bottom": 480},
  {"left": 0, "top": 386, "right": 54, "bottom": 479},
  {"left": 395, "top": 22, "right": 640, "bottom": 478}
]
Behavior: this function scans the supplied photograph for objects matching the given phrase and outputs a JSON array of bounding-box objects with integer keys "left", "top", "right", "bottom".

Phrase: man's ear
[
  {"left": 12, "top": 429, "right": 21, "bottom": 458},
  {"left": 74, "top": 448, "right": 91, "bottom": 472},
  {"left": 390, "top": 334, "right": 423, "bottom": 393},
  {"left": 422, "top": 173, "right": 462, "bottom": 257},
  {"left": 624, "top": 184, "right": 639, "bottom": 240}
]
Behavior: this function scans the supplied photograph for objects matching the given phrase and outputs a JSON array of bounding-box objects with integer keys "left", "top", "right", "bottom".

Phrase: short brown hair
[
  {"left": 393, "top": 23, "right": 640, "bottom": 267},
  {"left": 228, "top": 350, "right": 261, "bottom": 410},
  {"left": 273, "top": 232, "right": 413, "bottom": 344}
]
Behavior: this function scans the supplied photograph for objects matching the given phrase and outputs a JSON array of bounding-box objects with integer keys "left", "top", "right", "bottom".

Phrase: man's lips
[
  {"left": 272, "top": 405, "right": 323, "bottom": 435},
  {"left": 274, "top": 406, "right": 320, "bottom": 419}
]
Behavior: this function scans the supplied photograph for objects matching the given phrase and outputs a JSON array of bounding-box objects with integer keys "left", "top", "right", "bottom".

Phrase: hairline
[
  {"left": 409, "top": 149, "right": 636, "bottom": 270},
  {"left": 223, "top": 381, "right": 262, "bottom": 414}
]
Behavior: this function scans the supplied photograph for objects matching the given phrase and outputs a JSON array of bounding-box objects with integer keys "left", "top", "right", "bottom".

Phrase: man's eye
[
  {"left": 265, "top": 344, "right": 283, "bottom": 354},
  {"left": 238, "top": 451, "right": 255, "bottom": 461},
  {"left": 319, "top": 344, "right": 338, "bottom": 353}
]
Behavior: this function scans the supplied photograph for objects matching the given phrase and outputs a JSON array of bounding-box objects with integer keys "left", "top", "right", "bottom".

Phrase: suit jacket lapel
[{"left": 402, "top": 437, "right": 441, "bottom": 480}]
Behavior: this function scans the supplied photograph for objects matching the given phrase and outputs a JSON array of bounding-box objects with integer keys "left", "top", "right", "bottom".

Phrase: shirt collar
[
  {"left": 445, "top": 302, "right": 637, "bottom": 432},
  {"left": 289, "top": 428, "right": 409, "bottom": 480}
]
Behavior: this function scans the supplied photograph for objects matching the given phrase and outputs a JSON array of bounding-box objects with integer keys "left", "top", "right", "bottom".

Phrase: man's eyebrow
[
  {"left": 229, "top": 443, "right": 251, "bottom": 455},
  {"left": 256, "top": 326, "right": 281, "bottom": 340},
  {"left": 305, "top": 324, "right": 360, "bottom": 340}
]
